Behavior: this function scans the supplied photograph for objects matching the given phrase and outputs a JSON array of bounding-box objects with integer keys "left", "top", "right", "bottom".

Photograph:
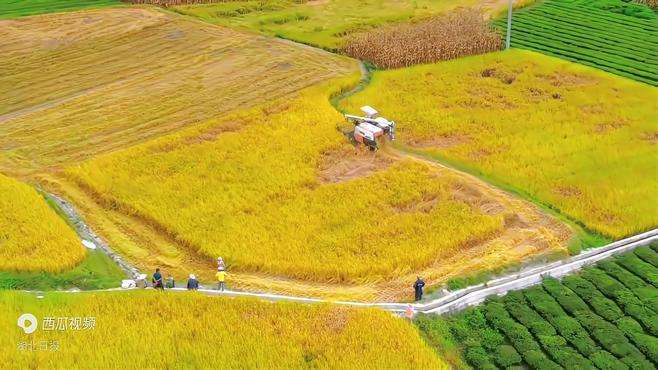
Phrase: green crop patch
[
  {"left": 0, "top": 0, "right": 121, "bottom": 19},
  {"left": 494, "top": 0, "right": 658, "bottom": 86},
  {"left": 417, "top": 246, "right": 658, "bottom": 369}
]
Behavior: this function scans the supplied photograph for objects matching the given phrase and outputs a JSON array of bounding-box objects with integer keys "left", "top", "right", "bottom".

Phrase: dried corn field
[
  {"left": 343, "top": 9, "right": 503, "bottom": 69},
  {"left": 0, "top": 7, "right": 357, "bottom": 177}
]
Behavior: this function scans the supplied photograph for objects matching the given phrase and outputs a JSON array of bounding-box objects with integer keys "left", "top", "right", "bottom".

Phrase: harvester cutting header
[{"left": 345, "top": 106, "right": 396, "bottom": 151}]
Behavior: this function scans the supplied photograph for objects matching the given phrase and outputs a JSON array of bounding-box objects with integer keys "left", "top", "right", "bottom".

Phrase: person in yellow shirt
[{"left": 215, "top": 270, "right": 227, "bottom": 291}]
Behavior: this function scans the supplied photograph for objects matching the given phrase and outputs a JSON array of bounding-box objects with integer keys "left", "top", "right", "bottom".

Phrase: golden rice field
[
  {"left": 65, "top": 77, "right": 571, "bottom": 288},
  {"left": 342, "top": 49, "right": 658, "bottom": 239},
  {"left": 0, "top": 7, "right": 357, "bottom": 177},
  {"left": 0, "top": 291, "right": 447, "bottom": 369},
  {"left": 0, "top": 173, "right": 84, "bottom": 272}
]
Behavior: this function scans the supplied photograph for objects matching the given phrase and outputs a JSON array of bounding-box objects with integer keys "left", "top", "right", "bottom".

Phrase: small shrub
[
  {"left": 634, "top": 247, "right": 658, "bottom": 268},
  {"left": 493, "top": 344, "right": 522, "bottom": 367},
  {"left": 464, "top": 346, "right": 497, "bottom": 370},
  {"left": 524, "top": 350, "right": 562, "bottom": 370},
  {"left": 590, "top": 350, "right": 629, "bottom": 370}
]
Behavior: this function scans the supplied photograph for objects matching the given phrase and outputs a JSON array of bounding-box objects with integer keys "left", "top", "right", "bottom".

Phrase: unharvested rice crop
[
  {"left": 343, "top": 9, "right": 502, "bottom": 69},
  {"left": 494, "top": 0, "right": 658, "bottom": 85},
  {"left": 342, "top": 49, "right": 658, "bottom": 239},
  {"left": 417, "top": 245, "right": 658, "bottom": 369},
  {"left": 0, "top": 7, "right": 356, "bottom": 176},
  {"left": 66, "top": 79, "right": 511, "bottom": 283},
  {"left": 0, "top": 0, "right": 120, "bottom": 19},
  {"left": 0, "top": 291, "right": 448, "bottom": 369},
  {"left": 172, "top": 0, "right": 482, "bottom": 50},
  {"left": 0, "top": 173, "right": 84, "bottom": 272}
]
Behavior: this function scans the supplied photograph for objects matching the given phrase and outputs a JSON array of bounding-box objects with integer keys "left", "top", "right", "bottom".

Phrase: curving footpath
[{"left": 48, "top": 192, "right": 657, "bottom": 316}]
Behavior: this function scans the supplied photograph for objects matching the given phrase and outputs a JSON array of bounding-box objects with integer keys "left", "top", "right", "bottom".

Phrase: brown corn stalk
[{"left": 343, "top": 9, "right": 504, "bottom": 69}]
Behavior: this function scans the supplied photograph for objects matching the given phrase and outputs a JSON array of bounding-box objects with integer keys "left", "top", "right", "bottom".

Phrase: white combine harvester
[{"left": 345, "top": 106, "right": 396, "bottom": 151}]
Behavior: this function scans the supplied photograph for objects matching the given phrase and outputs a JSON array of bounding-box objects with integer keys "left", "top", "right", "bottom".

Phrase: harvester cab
[{"left": 345, "top": 106, "right": 396, "bottom": 151}]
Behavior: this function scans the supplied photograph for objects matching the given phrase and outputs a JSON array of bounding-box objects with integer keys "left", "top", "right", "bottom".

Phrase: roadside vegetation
[
  {"left": 170, "top": 0, "right": 482, "bottom": 50},
  {"left": 0, "top": 0, "right": 121, "bottom": 19},
  {"left": 417, "top": 244, "right": 658, "bottom": 369},
  {"left": 1, "top": 291, "right": 447, "bottom": 369},
  {"left": 0, "top": 173, "right": 85, "bottom": 272},
  {"left": 495, "top": 0, "right": 658, "bottom": 85},
  {"left": 342, "top": 49, "right": 658, "bottom": 239}
]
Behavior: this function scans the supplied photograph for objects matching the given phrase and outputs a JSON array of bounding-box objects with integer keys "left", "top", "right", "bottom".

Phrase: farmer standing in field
[
  {"left": 216, "top": 269, "right": 227, "bottom": 291},
  {"left": 187, "top": 274, "right": 199, "bottom": 290},
  {"left": 152, "top": 268, "right": 164, "bottom": 290},
  {"left": 413, "top": 277, "right": 425, "bottom": 301}
]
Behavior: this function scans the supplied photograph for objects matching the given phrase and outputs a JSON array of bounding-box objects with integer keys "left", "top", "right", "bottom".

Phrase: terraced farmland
[
  {"left": 418, "top": 244, "right": 658, "bottom": 369},
  {"left": 343, "top": 49, "right": 658, "bottom": 239},
  {"left": 63, "top": 77, "right": 572, "bottom": 301},
  {"left": 0, "top": 0, "right": 120, "bottom": 19},
  {"left": 0, "top": 7, "right": 357, "bottom": 176},
  {"left": 495, "top": 0, "right": 658, "bottom": 85}
]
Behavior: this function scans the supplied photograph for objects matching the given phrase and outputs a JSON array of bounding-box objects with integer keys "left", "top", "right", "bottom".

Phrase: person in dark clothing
[
  {"left": 152, "top": 268, "right": 164, "bottom": 290},
  {"left": 413, "top": 277, "right": 425, "bottom": 301},
  {"left": 187, "top": 274, "right": 199, "bottom": 290}
]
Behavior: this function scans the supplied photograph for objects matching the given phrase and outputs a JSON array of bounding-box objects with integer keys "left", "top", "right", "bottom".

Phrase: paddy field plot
[
  {"left": 418, "top": 244, "right": 658, "bottom": 369},
  {"left": 172, "top": 0, "right": 485, "bottom": 50},
  {"left": 0, "top": 7, "right": 357, "bottom": 177},
  {"left": 341, "top": 49, "right": 658, "bottom": 239},
  {"left": 0, "top": 173, "right": 84, "bottom": 273},
  {"left": 0, "top": 0, "right": 121, "bottom": 19},
  {"left": 494, "top": 0, "right": 658, "bottom": 85},
  {"left": 0, "top": 291, "right": 447, "bottom": 369},
  {"left": 64, "top": 77, "right": 572, "bottom": 301}
]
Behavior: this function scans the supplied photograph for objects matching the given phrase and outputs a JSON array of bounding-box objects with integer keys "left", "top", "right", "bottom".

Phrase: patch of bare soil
[
  {"left": 593, "top": 119, "right": 628, "bottom": 134},
  {"left": 183, "top": 120, "right": 244, "bottom": 146},
  {"left": 306, "top": 0, "right": 330, "bottom": 5},
  {"left": 317, "top": 147, "right": 394, "bottom": 183},
  {"left": 553, "top": 185, "right": 582, "bottom": 198},
  {"left": 407, "top": 134, "right": 470, "bottom": 149},
  {"left": 641, "top": 131, "right": 658, "bottom": 144},
  {"left": 537, "top": 71, "right": 598, "bottom": 88}
]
